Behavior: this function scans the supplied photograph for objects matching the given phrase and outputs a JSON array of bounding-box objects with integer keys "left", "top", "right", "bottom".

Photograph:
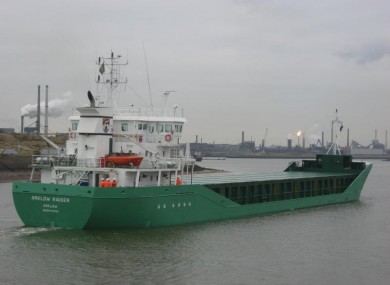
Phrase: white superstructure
[{"left": 33, "top": 51, "right": 195, "bottom": 187}]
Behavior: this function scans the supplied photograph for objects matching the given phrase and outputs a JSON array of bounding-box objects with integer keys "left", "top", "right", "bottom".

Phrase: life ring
[{"left": 165, "top": 134, "right": 172, "bottom": 142}]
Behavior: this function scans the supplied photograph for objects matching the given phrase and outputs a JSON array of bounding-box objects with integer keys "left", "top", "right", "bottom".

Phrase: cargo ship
[{"left": 12, "top": 52, "right": 372, "bottom": 229}]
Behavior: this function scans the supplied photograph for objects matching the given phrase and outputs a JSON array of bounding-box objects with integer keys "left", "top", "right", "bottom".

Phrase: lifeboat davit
[{"left": 105, "top": 155, "right": 144, "bottom": 167}]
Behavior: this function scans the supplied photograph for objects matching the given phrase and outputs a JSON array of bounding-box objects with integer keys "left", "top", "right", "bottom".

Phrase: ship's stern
[{"left": 12, "top": 182, "right": 94, "bottom": 229}]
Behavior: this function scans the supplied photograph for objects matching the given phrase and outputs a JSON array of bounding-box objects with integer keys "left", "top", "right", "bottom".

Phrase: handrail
[{"left": 115, "top": 107, "right": 184, "bottom": 118}]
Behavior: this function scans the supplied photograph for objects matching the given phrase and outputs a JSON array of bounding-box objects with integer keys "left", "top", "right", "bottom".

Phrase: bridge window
[
  {"left": 157, "top": 124, "right": 164, "bottom": 133},
  {"left": 72, "top": 122, "right": 78, "bottom": 131},
  {"left": 165, "top": 124, "right": 172, "bottom": 132},
  {"left": 137, "top": 123, "right": 147, "bottom": 130},
  {"left": 121, "top": 123, "right": 128, "bottom": 131},
  {"left": 175, "top": 125, "right": 183, "bottom": 132}
]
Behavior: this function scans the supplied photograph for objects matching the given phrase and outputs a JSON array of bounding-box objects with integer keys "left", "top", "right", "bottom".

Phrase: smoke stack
[
  {"left": 321, "top": 132, "right": 324, "bottom": 147},
  {"left": 37, "top": 85, "right": 40, "bottom": 134},
  {"left": 87, "top": 91, "right": 96, "bottom": 108},
  {"left": 195, "top": 135, "right": 198, "bottom": 144},
  {"left": 44, "top": 85, "right": 48, "bottom": 136},
  {"left": 386, "top": 130, "right": 388, "bottom": 150},
  {"left": 242, "top": 131, "right": 244, "bottom": 143},
  {"left": 21, "top": 116, "right": 24, "bottom": 134}
]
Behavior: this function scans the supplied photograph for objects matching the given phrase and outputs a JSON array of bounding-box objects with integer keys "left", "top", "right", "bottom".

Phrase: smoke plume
[{"left": 20, "top": 91, "right": 73, "bottom": 118}]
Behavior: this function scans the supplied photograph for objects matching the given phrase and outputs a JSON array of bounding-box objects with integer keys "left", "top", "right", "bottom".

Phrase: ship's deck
[{"left": 188, "top": 171, "right": 350, "bottom": 185}]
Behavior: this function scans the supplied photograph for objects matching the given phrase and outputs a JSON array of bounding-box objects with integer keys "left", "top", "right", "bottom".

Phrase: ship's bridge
[
  {"left": 66, "top": 105, "right": 187, "bottom": 156},
  {"left": 114, "top": 117, "right": 185, "bottom": 144}
]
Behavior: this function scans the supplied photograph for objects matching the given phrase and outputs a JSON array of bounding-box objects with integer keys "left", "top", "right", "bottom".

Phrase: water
[{"left": 1, "top": 158, "right": 390, "bottom": 285}]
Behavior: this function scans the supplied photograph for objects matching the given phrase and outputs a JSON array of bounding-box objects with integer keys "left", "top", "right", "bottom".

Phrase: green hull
[{"left": 12, "top": 162, "right": 372, "bottom": 229}]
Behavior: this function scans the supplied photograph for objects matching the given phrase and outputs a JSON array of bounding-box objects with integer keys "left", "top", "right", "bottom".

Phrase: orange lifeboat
[{"left": 104, "top": 155, "right": 144, "bottom": 167}]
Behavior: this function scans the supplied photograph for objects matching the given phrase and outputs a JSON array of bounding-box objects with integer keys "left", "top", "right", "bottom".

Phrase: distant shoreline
[{"left": 204, "top": 153, "right": 390, "bottom": 160}]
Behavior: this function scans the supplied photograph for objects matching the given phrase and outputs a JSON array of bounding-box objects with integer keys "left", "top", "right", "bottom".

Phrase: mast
[
  {"left": 96, "top": 51, "right": 128, "bottom": 108},
  {"left": 327, "top": 109, "right": 344, "bottom": 155}
]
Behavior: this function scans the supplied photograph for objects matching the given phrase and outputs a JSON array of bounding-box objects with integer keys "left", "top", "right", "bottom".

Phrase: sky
[{"left": 1, "top": 0, "right": 390, "bottom": 147}]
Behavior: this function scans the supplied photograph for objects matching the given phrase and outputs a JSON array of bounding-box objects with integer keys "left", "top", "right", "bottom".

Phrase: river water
[{"left": 1, "top": 158, "right": 389, "bottom": 285}]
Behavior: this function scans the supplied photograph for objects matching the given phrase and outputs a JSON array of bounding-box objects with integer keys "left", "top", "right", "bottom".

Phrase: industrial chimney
[
  {"left": 36, "top": 85, "right": 41, "bottom": 134},
  {"left": 21, "top": 116, "right": 24, "bottom": 134},
  {"left": 287, "top": 139, "right": 292, "bottom": 150},
  {"left": 374, "top": 129, "right": 378, "bottom": 144},
  {"left": 44, "top": 85, "right": 48, "bottom": 136}
]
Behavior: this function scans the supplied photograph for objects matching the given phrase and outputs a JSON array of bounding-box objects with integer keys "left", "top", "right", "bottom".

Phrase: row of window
[
  {"left": 70, "top": 121, "right": 183, "bottom": 133},
  {"left": 122, "top": 123, "right": 183, "bottom": 133}
]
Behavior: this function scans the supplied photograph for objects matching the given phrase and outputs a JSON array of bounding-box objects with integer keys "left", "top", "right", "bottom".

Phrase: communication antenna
[
  {"left": 143, "top": 43, "right": 153, "bottom": 108},
  {"left": 163, "top": 91, "right": 176, "bottom": 109}
]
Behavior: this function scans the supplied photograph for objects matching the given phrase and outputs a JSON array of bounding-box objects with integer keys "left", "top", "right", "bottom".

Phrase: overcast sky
[{"left": 1, "top": 0, "right": 389, "bottom": 147}]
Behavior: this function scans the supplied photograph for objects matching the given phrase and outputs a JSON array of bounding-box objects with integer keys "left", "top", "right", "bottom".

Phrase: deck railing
[
  {"left": 32, "top": 155, "right": 193, "bottom": 171},
  {"left": 32, "top": 155, "right": 101, "bottom": 168},
  {"left": 32, "top": 155, "right": 77, "bottom": 168},
  {"left": 116, "top": 107, "right": 184, "bottom": 118}
]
